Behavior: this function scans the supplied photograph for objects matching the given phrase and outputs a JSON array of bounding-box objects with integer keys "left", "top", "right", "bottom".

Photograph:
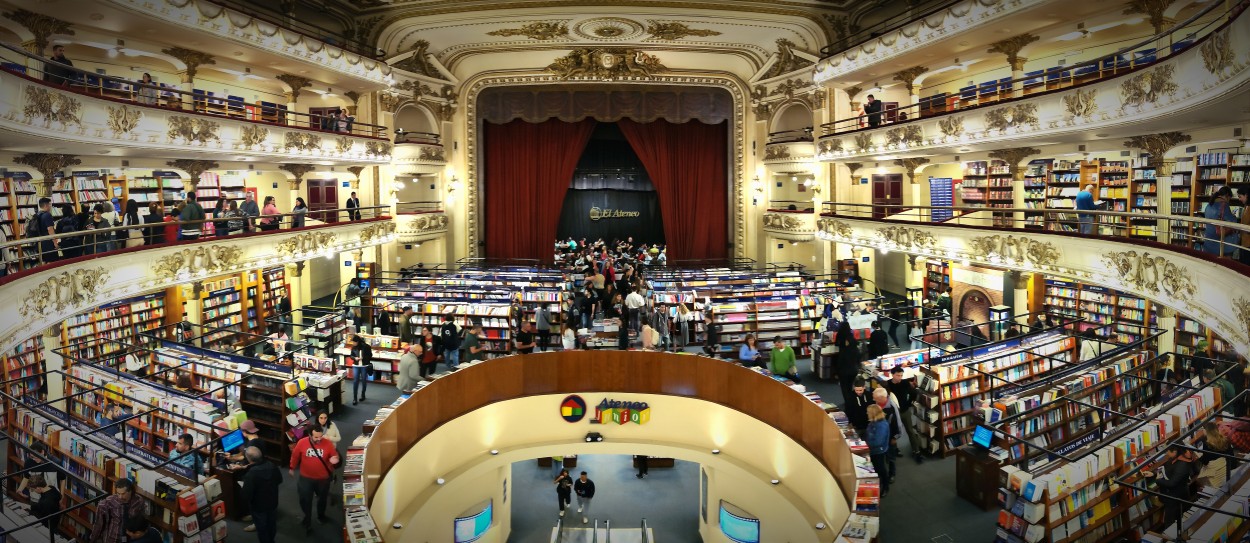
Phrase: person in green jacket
[
  {"left": 178, "top": 192, "right": 206, "bottom": 241},
  {"left": 769, "top": 336, "right": 801, "bottom": 383}
]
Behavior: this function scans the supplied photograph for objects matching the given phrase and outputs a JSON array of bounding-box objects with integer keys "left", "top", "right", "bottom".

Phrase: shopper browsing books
[
  {"left": 397, "top": 343, "right": 422, "bottom": 392},
  {"left": 316, "top": 411, "right": 341, "bottom": 445},
  {"left": 89, "top": 478, "right": 146, "bottom": 543},
  {"left": 845, "top": 379, "right": 872, "bottom": 434},
  {"left": 866, "top": 404, "right": 891, "bottom": 497},
  {"left": 873, "top": 387, "right": 901, "bottom": 485},
  {"left": 884, "top": 366, "right": 924, "bottom": 463},
  {"left": 289, "top": 425, "right": 340, "bottom": 534}
]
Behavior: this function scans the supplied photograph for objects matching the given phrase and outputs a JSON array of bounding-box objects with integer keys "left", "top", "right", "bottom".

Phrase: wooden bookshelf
[
  {"left": 1043, "top": 160, "right": 1085, "bottom": 232},
  {"left": 961, "top": 160, "right": 990, "bottom": 208},
  {"left": 239, "top": 369, "right": 294, "bottom": 464},
  {"left": 915, "top": 333, "right": 1078, "bottom": 455},
  {"left": 1095, "top": 160, "right": 1130, "bottom": 236},
  {"left": 924, "top": 260, "right": 951, "bottom": 304},
  {"left": 988, "top": 160, "right": 1015, "bottom": 227},
  {"left": 60, "top": 293, "right": 167, "bottom": 362},
  {"left": 1128, "top": 157, "right": 1160, "bottom": 239},
  {"left": 3, "top": 336, "right": 46, "bottom": 401},
  {"left": 1023, "top": 159, "right": 1051, "bottom": 229}
]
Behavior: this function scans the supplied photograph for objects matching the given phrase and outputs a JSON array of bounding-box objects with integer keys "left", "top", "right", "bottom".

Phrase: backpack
[
  {"left": 24, "top": 211, "right": 47, "bottom": 240},
  {"left": 440, "top": 322, "right": 460, "bottom": 350}
]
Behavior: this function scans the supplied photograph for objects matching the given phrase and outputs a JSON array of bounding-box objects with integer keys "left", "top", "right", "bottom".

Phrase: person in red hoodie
[
  {"left": 289, "top": 425, "right": 339, "bottom": 534},
  {"left": 162, "top": 204, "right": 181, "bottom": 243}
]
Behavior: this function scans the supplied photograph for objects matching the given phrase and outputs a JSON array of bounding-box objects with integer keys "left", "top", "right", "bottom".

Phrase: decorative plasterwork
[
  {"left": 892, "top": 66, "right": 928, "bottom": 94},
  {"left": 938, "top": 116, "right": 965, "bottom": 139},
  {"left": 284, "top": 132, "right": 322, "bottom": 152},
  {"left": 395, "top": 40, "right": 441, "bottom": 77},
  {"left": 358, "top": 221, "right": 398, "bottom": 243},
  {"left": 152, "top": 245, "right": 241, "bottom": 278},
  {"left": 1062, "top": 88, "right": 1099, "bottom": 123},
  {"left": 167, "top": 116, "right": 220, "bottom": 145},
  {"left": 275, "top": 74, "right": 313, "bottom": 101},
  {"left": 23, "top": 86, "right": 81, "bottom": 129},
  {"left": 1123, "top": 0, "right": 1176, "bottom": 33},
  {"left": 1123, "top": 131, "right": 1191, "bottom": 168},
  {"left": 106, "top": 105, "right": 142, "bottom": 137},
  {"left": 379, "top": 92, "right": 403, "bottom": 113},
  {"left": 13, "top": 153, "right": 80, "bottom": 196},
  {"left": 102, "top": 0, "right": 391, "bottom": 84},
  {"left": 396, "top": 213, "right": 449, "bottom": 243},
  {"left": 275, "top": 231, "right": 338, "bottom": 256},
  {"left": 875, "top": 226, "right": 936, "bottom": 251},
  {"left": 238, "top": 124, "right": 269, "bottom": 149},
  {"left": 335, "top": 136, "right": 354, "bottom": 154},
  {"left": 3, "top": 10, "right": 73, "bottom": 53},
  {"left": 984, "top": 103, "right": 1040, "bottom": 134},
  {"left": 486, "top": 22, "right": 570, "bottom": 41},
  {"left": 646, "top": 21, "right": 721, "bottom": 41},
  {"left": 19, "top": 267, "right": 109, "bottom": 318},
  {"left": 279, "top": 163, "right": 316, "bottom": 190},
  {"left": 763, "top": 38, "right": 814, "bottom": 79},
  {"left": 816, "top": 218, "right": 853, "bottom": 238},
  {"left": 165, "top": 159, "right": 218, "bottom": 182},
  {"left": 853, "top": 133, "right": 872, "bottom": 151},
  {"left": 987, "top": 147, "right": 1041, "bottom": 175},
  {"left": 1120, "top": 64, "right": 1179, "bottom": 112},
  {"left": 160, "top": 47, "right": 215, "bottom": 82},
  {"left": 1199, "top": 28, "right": 1243, "bottom": 81},
  {"left": 464, "top": 74, "right": 747, "bottom": 259},
  {"left": 893, "top": 157, "right": 931, "bottom": 184},
  {"left": 763, "top": 213, "right": 811, "bottom": 231},
  {"left": 1235, "top": 297, "right": 1250, "bottom": 342},
  {"left": 365, "top": 141, "right": 392, "bottom": 156},
  {"left": 885, "top": 125, "right": 923, "bottom": 147},
  {"left": 967, "top": 235, "right": 1059, "bottom": 267},
  {"left": 764, "top": 145, "right": 792, "bottom": 160},
  {"left": 817, "top": 139, "right": 843, "bottom": 155},
  {"left": 546, "top": 48, "right": 667, "bottom": 80},
  {"left": 419, "top": 145, "right": 445, "bottom": 162},
  {"left": 571, "top": 18, "right": 647, "bottom": 41},
  {"left": 1101, "top": 250, "right": 1196, "bottom": 300}
]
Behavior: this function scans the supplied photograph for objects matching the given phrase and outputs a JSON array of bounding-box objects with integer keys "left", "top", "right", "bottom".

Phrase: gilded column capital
[
  {"left": 14, "top": 152, "right": 81, "bottom": 197},
  {"left": 1124, "top": 131, "right": 1191, "bottom": 172},
  {"left": 280, "top": 163, "right": 316, "bottom": 191},
  {"left": 892, "top": 67, "right": 928, "bottom": 94},
  {"left": 166, "top": 159, "right": 219, "bottom": 193},
  {"left": 2, "top": 9, "right": 73, "bottom": 54},
  {"left": 1124, "top": 0, "right": 1178, "bottom": 33},
  {"left": 988, "top": 147, "right": 1041, "bottom": 178},
  {"left": 277, "top": 74, "right": 313, "bottom": 102},
  {"left": 893, "top": 158, "right": 931, "bottom": 185},
  {"left": 161, "top": 47, "right": 215, "bottom": 83},
  {"left": 987, "top": 33, "right": 1040, "bottom": 71}
]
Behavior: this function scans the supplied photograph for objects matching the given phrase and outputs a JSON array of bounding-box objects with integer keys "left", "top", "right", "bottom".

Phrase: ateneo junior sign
[{"left": 589, "top": 206, "right": 641, "bottom": 221}]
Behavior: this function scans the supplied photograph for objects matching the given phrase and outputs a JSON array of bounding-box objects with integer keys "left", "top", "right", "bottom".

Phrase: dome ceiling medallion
[{"left": 572, "top": 18, "right": 647, "bottom": 41}]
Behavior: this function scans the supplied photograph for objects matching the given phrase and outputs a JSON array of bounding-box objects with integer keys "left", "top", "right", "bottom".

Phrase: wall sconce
[
  {"left": 751, "top": 176, "right": 763, "bottom": 205},
  {"left": 447, "top": 176, "right": 461, "bottom": 205}
]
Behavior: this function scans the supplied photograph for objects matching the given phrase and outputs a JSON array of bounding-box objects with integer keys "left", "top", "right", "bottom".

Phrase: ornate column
[
  {"left": 2, "top": 9, "right": 73, "bottom": 73},
  {"left": 987, "top": 33, "right": 1039, "bottom": 97},
  {"left": 1124, "top": 0, "right": 1176, "bottom": 35},
  {"left": 183, "top": 281, "right": 204, "bottom": 348},
  {"left": 277, "top": 74, "right": 312, "bottom": 127},
  {"left": 892, "top": 67, "right": 928, "bottom": 108},
  {"left": 1124, "top": 131, "right": 1191, "bottom": 242},
  {"left": 1006, "top": 271, "right": 1031, "bottom": 322},
  {"left": 41, "top": 323, "right": 67, "bottom": 406},
  {"left": 988, "top": 147, "right": 1041, "bottom": 228},
  {"left": 905, "top": 255, "right": 925, "bottom": 295},
  {"left": 279, "top": 164, "right": 316, "bottom": 213},
  {"left": 894, "top": 157, "right": 931, "bottom": 214},
  {"left": 166, "top": 159, "right": 218, "bottom": 195},
  {"left": 286, "top": 262, "right": 308, "bottom": 341},
  {"left": 844, "top": 85, "right": 863, "bottom": 122},
  {"left": 13, "top": 153, "right": 81, "bottom": 197},
  {"left": 346, "top": 166, "right": 365, "bottom": 191},
  {"left": 343, "top": 91, "right": 361, "bottom": 118},
  {"left": 1155, "top": 306, "right": 1178, "bottom": 357},
  {"left": 161, "top": 47, "right": 215, "bottom": 110}
]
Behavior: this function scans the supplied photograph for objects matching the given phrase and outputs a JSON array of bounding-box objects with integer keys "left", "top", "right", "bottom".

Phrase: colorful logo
[
  {"left": 560, "top": 395, "right": 587, "bottom": 423},
  {"left": 592, "top": 398, "right": 651, "bottom": 425}
]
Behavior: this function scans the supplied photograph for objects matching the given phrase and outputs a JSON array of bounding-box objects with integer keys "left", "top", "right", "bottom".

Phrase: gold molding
[
  {"left": 646, "top": 21, "right": 721, "bottom": 40},
  {"left": 876, "top": 226, "right": 936, "bottom": 250},
  {"left": 152, "top": 245, "right": 241, "bottom": 278},
  {"left": 892, "top": 66, "right": 928, "bottom": 94},
  {"left": 967, "top": 235, "right": 1059, "bottom": 267},
  {"left": 984, "top": 103, "right": 1039, "bottom": 134},
  {"left": 276, "top": 231, "right": 338, "bottom": 256},
  {"left": 1123, "top": 132, "right": 1191, "bottom": 169},
  {"left": 167, "top": 116, "right": 220, "bottom": 145},
  {"left": 279, "top": 163, "right": 316, "bottom": 190},
  {"left": 106, "top": 105, "right": 142, "bottom": 136},
  {"left": 335, "top": 136, "right": 353, "bottom": 154},
  {"left": 166, "top": 159, "right": 218, "bottom": 181},
  {"left": 276, "top": 74, "right": 313, "bottom": 101},
  {"left": 987, "top": 33, "right": 1040, "bottom": 71},
  {"left": 284, "top": 132, "right": 322, "bottom": 152},
  {"left": 395, "top": 40, "right": 440, "bottom": 77},
  {"left": 1101, "top": 250, "right": 1196, "bottom": 300},
  {"left": 762, "top": 212, "right": 811, "bottom": 232},
  {"left": 366, "top": 141, "right": 392, "bottom": 156},
  {"left": 1062, "top": 88, "right": 1099, "bottom": 122},
  {"left": 764, "top": 145, "right": 791, "bottom": 160},
  {"left": 816, "top": 218, "right": 852, "bottom": 238},
  {"left": 486, "top": 22, "right": 570, "bottom": 41},
  {"left": 402, "top": 214, "right": 448, "bottom": 234},
  {"left": 938, "top": 115, "right": 965, "bottom": 138},
  {"left": 546, "top": 48, "right": 668, "bottom": 80},
  {"left": 893, "top": 157, "right": 930, "bottom": 185},
  {"left": 19, "top": 267, "right": 110, "bottom": 318},
  {"left": 1120, "top": 64, "right": 1178, "bottom": 112},
  {"left": 1234, "top": 297, "right": 1250, "bottom": 342},
  {"left": 379, "top": 92, "right": 404, "bottom": 113},
  {"left": 418, "top": 145, "right": 446, "bottom": 162},
  {"left": 853, "top": 133, "right": 872, "bottom": 151},
  {"left": 346, "top": 166, "right": 365, "bottom": 189},
  {"left": 987, "top": 147, "right": 1041, "bottom": 176},
  {"left": 1199, "top": 28, "right": 1242, "bottom": 79},
  {"left": 763, "top": 38, "right": 814, "bottom": 79},
  {"left": 885, "top": 125, "right": 923, "bottom": 147},
  {"left": 238, "top": 124, "right": 269, "bottom": 149},
  {"left": 13, "top": 153, "right": 80, "bottom": 192},
  {"left": 359, "top": 221, "right": 397, "bottom": 242},
  {"left": 817, "top": 139, "right": 842, "bottom": 155},
  {"left": 1123, "top": 0, "right": 1176, "bottom": 34},
  {"left": 23, "top": 86, "right": 81, "bottom": 129}
]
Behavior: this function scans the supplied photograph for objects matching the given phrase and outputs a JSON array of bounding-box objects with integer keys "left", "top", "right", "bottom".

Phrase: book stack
[{"left": 174, "top": 480, "right": 228, "bottom": 542}]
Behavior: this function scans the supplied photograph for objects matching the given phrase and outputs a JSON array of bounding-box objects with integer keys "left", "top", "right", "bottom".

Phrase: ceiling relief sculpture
[
  {"left": 546, "top": 48, "right": 667, "bottom": 80},
  {"left": 19, "top": 267, "right": 110, "bottom": 318},
  {"left": 1120, "top": 64, "right": 1179, "bottom": 112},
  {"left": 23, "top": 86, "right": 82, "bottom": 130},
  {"left": 572, "top": 18, "right": 648, "bottom": 41},
  {"left": 646, "top": 21, "right": 722, "bottom": 40},
  {"left": 1101, "top": 250, "right": 1196, "bottom": 301},
  {"left": 486, "top": 21, "right": 570, "bottom": 41},
  {"left": 395, "top": 39, "right": 440, "bottom": 78},
  {"left": 763, "top": 38, "right": 814, "bottom": 79}
]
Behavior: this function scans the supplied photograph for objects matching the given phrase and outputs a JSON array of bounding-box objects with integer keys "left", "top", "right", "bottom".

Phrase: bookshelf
[
  {"left": 988, "top": 160, "right": 1015, "bottom": 227},
  {"left": 1023, "top": 159, "right": 1051, "bottom": 229},
  {"left": 3, "top": 336, "right": 46, "bottom": 401},
  {"left": 1168, "top": 157, "right": 1197, "bottom": 247},
  {"left": 239, "top": 369, "right": 295, "bottom": 464},
  {"left": 961, "top": 160, "right": 989, "bottom": 208},
  {"left": 924, "top": 260, "right": 951, "bottom": 304},
  {"left": 3, "top": 174, "right": 39, "bottom": 270},
  {"left": 1044, "top": 160, "right": 1084, "bottom": 232},
  {"left": 915, "top": 332, "right": 1077, "bottom": 455},
  {"left": 260, "top": 267, "right": 288, "bottom": 333},
  {"left": 994, "top": 387, "right": 1218, "bottom": 543},
  {"left": 70, "top": 171, "right": 111, "bottom": 210},
  {"left": 60, "top": 293, "right": 167, "bottom": 362},
  {"left": 1129, "top": 157, "right": 1159, "bottom": 239},
  {"left": 1096, "top": 160, "right": 1129, "bottom": 236},
  {"left": 334, "top": 333, "right": 403, "bottom": 386},
  {"left": 1041, "top": 279, "right": 1156, "bottom": 341},
  {"left": 301, "top": 312, "right": 349, "bottom": 358},
  {"left": 201, "top": 276, "right": 244, "bottom": 350}
]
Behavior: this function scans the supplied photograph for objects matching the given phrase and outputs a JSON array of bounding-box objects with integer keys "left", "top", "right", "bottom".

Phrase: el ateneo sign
[{"left": 589, "top": 206, "right": 642, "bottom": 221}]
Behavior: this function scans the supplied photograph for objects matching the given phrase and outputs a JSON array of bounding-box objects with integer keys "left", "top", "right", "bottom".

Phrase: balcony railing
[
  {"left": 0, "top": 42, "right": 387, "bottom": 139},
  {"left": 395, "top": 131, "right": 442, "bottom": 145},
  {"left": 818, "top": 202, "right": 1250, "bottom": 265},
  {"left": 766, "top": 128, "right": 814, "bottom": 144},
  {"left": 768, "top": 200, "right": 818, "bottom": 213},
  {"left": 819, "top": 0, "right": 1231, "bottom": 136},
  {"left": 395, "top": 201, "right": 443, "bottom": 214},
  {"left": 0, "top": 205, "right": 390, "bottom": 283}
]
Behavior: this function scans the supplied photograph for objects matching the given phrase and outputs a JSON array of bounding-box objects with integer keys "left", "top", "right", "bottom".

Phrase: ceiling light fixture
[{"left": 323, "top": 87, "right": 336, "bottom": 98}]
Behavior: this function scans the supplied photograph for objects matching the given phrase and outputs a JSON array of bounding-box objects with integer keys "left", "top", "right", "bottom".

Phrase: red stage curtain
[
  {"left": 483, "top": 118, "right": 597, "bottom": 261},
  {"left": 617, "top": 119, "right": 729, "bottom": 261}
]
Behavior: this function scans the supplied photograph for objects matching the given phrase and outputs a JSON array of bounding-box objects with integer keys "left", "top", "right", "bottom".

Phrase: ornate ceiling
[{"left": 358, "top": 1, "right": 836, "bottom": 80}]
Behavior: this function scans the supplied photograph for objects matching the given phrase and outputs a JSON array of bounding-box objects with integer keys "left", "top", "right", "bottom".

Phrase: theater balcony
[
  {"left": 0, "top": 208, "right": 395, "bottom": 353},
  {"left": 814, "top": 3, "right": 1249, "bottom": 161},
  {"left": 0, "top": 46, "right": 392, "bottom": 165},
  {"left": 394, "top": 201, "right": 448, "bottom": 245},
  {"left": 810, "top": 203, "right": 1250, "bottom": 358}
]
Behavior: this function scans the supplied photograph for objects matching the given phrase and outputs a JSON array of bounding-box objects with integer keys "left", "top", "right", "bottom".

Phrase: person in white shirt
[
  {"left": 123, "top": 350, "right": 148, "bottom": 378},
  {"left": 561, "top": 322, "right": 577, "bottom": 351},
  {"left": 625, "top": 290, "right": 646, "bottom": 332},
  {"left": 315, "top": 411, "right": 341, "bottom": 445}
]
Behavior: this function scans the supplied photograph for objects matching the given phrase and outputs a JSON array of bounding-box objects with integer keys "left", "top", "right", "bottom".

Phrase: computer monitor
[
  {"left": 220, "top": 429, "right": 244, "bottom": 453},
  {"left": 719, "top": 501, "right": 760, "bottom": 543},
  {"left": 358, "top": 279, "right": 370, "bottom": 289},
  {"left": 972, "top": 425, "right": 995, "bottom": 449}
]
